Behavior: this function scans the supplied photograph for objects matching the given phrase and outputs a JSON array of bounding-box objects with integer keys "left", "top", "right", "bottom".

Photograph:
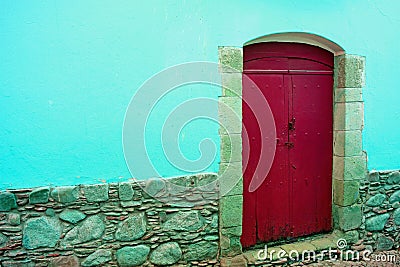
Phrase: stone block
[
  {"left": 59, "top": 209, "right": 86, "bottom": 224},
  {"left": 219, "top": 162, "right": 243, "bottom": 197},
  {"left": 365, "top": 213, "right": 390, "bottom": 231},
  {"left": 387, "top": 171, "right": 400, "bottom": 184},
  {"left": 366, "top": 193, "right": 386, "bottom": 207},
  {"left": 343, "top": 230, "right": 359, "bottom": 244},
  {"left": 220, "top": 236, "right": 242, "bottom": 257},
  {"left": 220, "top": 134, "right": 242, "bottom": 163},
  {"left": 333, "top": 130, "right": 362, "bottom": 157},
  {"left": 376, "top": 235, "right": 394, "bottom": 251},
  {"left": 219, "top": 96, "right": 242, "bottom": 114},
  {"left": 62, "top": 215, "right": 105, "bottom": 246},
  {"left": 49, "top": 256, "right": 79, "bottom": 267},
  {"left": 333, "top": 154, "right": 367, "bottom": 180},
  {"left": 8, "top": 213, "right": 21, "bottom": 226},
  {"left": 83, "top": 184, "right": 109, "bottom": 202},
  {"left": 116, "top": 245, "right": 150, "bottom": 267},
  {"left": 221, "top": 226, "right": 242, "bottom": 237},
  {"left": 0, "top": 192, "right": 17, "bottom": 211},
  {"left": 150, "top": 242, "right": 182, "bottom": 265},
  {"left": 22, "top": 217, "right": 62, "bottom": 249},
  {"left": 389, "top": 190, "right": 400, "bottom": 203},
  {"left": 51, "top": 186, "right": 79, "bottom": 203},
  {"left": 334, "top": 87, "right": 363, "bottom": 103},
  {"left": 334, "top": 54, "right": 365, "bottom": 88},
  {"left": 333, "top": 204, "right": 362, "bottom": 231},
  {"left": 333, "top": 102, "right": 364, "bottom": 131},
  {"left": 222, "top": 73, "right": 242, "bottom": 97},
  {"left": 185, "top": 241, "right": 218, "bottom": 261},
  {"left": 116, "top": 213, "right": 147, "bottom": 241},
  {"left": 118, "top": 182, "right": 134, "bottom": 201},
  {"left": 219, "top": 47, "right": 243, "bottom": 73},
  {"left": 218, "top": 100, "right": 242, "bottom": 135},
  {"left": 82, "top": 249, "right": 112, "bottom": 267},
  {"left": 333, "top": 179, "right": 360, "bottom": 206},
  {"left": 29, "top": 187, "right": 50, "bottom": 204},
  {"left": 220, "top": 195, "right": 243, "bottom": 228}
]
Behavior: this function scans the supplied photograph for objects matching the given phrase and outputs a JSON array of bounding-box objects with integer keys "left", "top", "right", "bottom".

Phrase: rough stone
[
  {"left": 115, "top": 213, "right": 146, "bottom": 241},
  {"left": 335, "top": 54, "right": 365, "bottom": 88},
  {"left": 150, "top": 242, "right": 182, "bottom": 265},
  {"left": 343, "top": 230, "right": 359, "bottom": 244},
  {"left": 144, "top": 179, "right": 165, "bottom": 197},
  {"left": 393, "top": 208, "right": 400, "bottom": 225},
  {"left": 219, "top": 46, "right": 243, "bottom": 72},
  {"left": 29, "top": 187, "right": 50, "bottom": 204},
  {"left": 62, "top": 215, "right": 105, "bottom": 246},
  {"left": 221, "top": 226, "right": 242, "bottom": 237},
  {"left": 0, "top": 192, "right": 17, "bottom": 211},
  {"left": 387, "top": 171, "right": 400, "bottom": 184},
  {"left": 83, "top": 184, "right": 109, "bottom": 202},
  {"left": 185, "top": 241, "right": 218, "bottom": 261},
  {"left": 116, "top": 245, "right": 150, "bottom": 267},
  {"left": 51, "top": 186, "right": 79, "bottom": 203},
  {"left": 334, "top": 87, "right": 362, "bottom": 103},
  {"left": 46, "top": 208, "right": 56, "bottom": 217},
  {"left": 333, "top": 179, "right": 359, "bottom": 206},
  {"left": 389, "top": 190, "right": 400, "bottom": 203},
  {"left": 222, "top": 72, "right": 242, "bottom": 96},
  {"left": 2, "top": 260, "right": 35, "bottom": 267},
  {"left": 222, "top": 236, "right": 242, "bottom": 256},
  {"left": 376, "top": 235, "right": 394, "bottom": 251},
  {"left": 48, "top": 256, "right": 79, "bottom": 267},
  {"left": 333, "top": 204, "right": 362, "bottom": 231},
  {"left": 333, "top": 130, "right": 362, "bottom": 157},
  {"left": 220, "top": 133, "right": 242, "bottom": 163},
  {"left": 59, "top": 209, "right": 86, "bottom": 224},
  {"left": 8, "top": 213, "right": 21, "bottom": 226},
  {"left": 81, "top": 249, "right": 112, "bottom": 267},
  {"left": 22, "top": 216, "right": 62, "bottom": 249},
  {"left": 368, "top": 171, "right": 380, "bottom": 182},
  {"left": 0, "top": 232, "right": 8, "bottom": 247},
  {"left": 163, "top": 211, "right": 203, "bottom": 231},
  {"left": 220, "top": 195, "right": 243, "bottom": 227},
  {"left": 365, "top": 213, "right": 390, "bottom": 231},
  {"left": 119, "top": 182, "right": 134, "bottom": 201},
  {"left": 366, "top": 193, "right": 386, "bottom": 207}
]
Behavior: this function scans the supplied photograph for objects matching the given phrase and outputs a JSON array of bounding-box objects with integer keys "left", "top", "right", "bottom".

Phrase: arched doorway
[
  {"left": 218, "top": 32, "right": 366, "bottom": 256},
  {"left": 241, "top": 42, "right": 334, "bottom": 247}
]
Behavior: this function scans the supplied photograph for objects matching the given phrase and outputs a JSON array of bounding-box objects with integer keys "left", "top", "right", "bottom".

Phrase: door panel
[{"left": 290, "top": 74, "right": 333, "bottom": 237}]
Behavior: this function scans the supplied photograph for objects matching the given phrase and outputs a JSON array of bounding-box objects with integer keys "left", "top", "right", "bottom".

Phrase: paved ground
[{"left": 303, "top": 250, "right": 400, "bottom": 266}]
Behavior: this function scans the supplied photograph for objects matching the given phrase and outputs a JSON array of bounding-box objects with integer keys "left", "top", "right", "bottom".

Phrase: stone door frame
[{"left": 217, "top": 32, "right": 367, "bottom": 256}]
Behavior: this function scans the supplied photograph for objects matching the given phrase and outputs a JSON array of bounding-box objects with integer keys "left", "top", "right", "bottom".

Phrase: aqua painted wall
[{"left": 1, "top": 0, "right": 399, "bottom": 189}]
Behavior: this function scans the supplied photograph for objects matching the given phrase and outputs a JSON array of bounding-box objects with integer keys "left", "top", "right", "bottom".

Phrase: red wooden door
[{"left": 241, "top": 42, "right": 333, "bottom": 247}]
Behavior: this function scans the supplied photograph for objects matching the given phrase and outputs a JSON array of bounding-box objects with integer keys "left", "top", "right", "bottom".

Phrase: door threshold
[{"left": 242, "top": 231, "right": 345, "bottom": 266}]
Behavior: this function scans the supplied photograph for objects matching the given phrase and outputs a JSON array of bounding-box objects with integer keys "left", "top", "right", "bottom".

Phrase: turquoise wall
[{"left": 1, "top": 0, "right": 399, "bottom": 189}]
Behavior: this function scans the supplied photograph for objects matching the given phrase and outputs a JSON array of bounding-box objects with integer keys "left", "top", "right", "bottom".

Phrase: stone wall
[
  {"left": 358, "top": 170, "right": 400, "bottom": 251},
  {"left": 0, "top": 174, "right": 220, "bottom": 267}
]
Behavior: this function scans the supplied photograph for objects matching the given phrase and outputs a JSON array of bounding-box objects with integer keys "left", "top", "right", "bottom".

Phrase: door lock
[
  {"left": 288, "top": 118, "right": 296, "bottom": 131},
  {"left": 284, "top": 142, "right": 294, "bottom": 149}
]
